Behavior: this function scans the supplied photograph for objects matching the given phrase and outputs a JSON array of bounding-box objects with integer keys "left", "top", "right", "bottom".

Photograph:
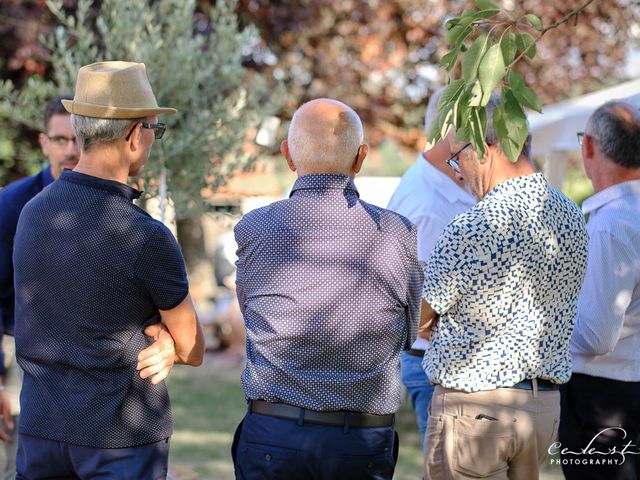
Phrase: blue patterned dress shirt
[{"left": 235, "top": 174, "right": 422, "bottom": 415}]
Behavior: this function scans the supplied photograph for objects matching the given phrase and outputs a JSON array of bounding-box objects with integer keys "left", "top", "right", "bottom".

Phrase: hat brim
[{"left": 62, "top": 99, "right": 177, "bottom": 119}]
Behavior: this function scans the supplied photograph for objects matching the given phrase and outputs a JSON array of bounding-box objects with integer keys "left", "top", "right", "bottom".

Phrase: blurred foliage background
[{"left": 2, "top": 0, "right": 640, "bottom": 183}]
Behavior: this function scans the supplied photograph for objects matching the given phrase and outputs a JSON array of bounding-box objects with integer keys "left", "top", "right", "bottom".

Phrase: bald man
[{"left": 231, "top": 98, "right": 422, "bottom": 480}]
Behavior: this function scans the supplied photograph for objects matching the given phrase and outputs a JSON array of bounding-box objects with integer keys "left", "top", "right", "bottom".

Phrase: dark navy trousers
[
  {"left": 232, "top": 411, "right": 398, "bottom": 480},
  {"left": 16, "top": 434, "right": 169, "bottom": 480}
]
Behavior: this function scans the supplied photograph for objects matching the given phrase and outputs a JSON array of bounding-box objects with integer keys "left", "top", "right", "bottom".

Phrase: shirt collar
[
  {"left": 419, "top": 153, "right": 475, "bottom": 205},
  {"left": 483, "top": 172, "right": 546, "bottom": 201},
  {"left": 290, "top": 174, "right": 360, "bottom": 198},
  {"left": 42, "top": 165, "right": 55, "bottom": 188},
  {"left": 60, "top": 170, "right": 143, "bottom": 200},
  {"left": 582, "top": 179, "right": 640, "bottom": 215}
]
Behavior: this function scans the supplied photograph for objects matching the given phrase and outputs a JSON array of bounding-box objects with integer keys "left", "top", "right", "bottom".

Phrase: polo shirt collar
[
  {"left": 60, "top": 170, "right": 143, "bottom": 200},
  {"left": 42, "top": 165, "right": 55, "bottom": 188},
  {"left": 290, "top": 174, "right": 360, "bottom": 197},
  {"left": 582, "top": 179, "right": 640, "bottom": 215}
]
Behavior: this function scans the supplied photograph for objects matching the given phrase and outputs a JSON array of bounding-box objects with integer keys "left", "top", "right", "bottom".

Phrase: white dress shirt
[
  {"left": 571, "top": 179, "right": 640, "bottom": 381},
  {"left": 387, "top": 154, "right": 475, "bottom": 350}
]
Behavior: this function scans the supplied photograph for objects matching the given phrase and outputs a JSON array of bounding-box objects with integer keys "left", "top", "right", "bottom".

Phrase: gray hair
[
  {"left": 71, "top": 114, "right": 143, "bottom": 151},
  {"left": 586, "top": 101, "right": 640, "bottom": 168},
  {"left": 484, "top": 94, "right": 532, "bottom": 161},
  {"left": 288, "top": 100, "right": 363, "bottom": 171}
]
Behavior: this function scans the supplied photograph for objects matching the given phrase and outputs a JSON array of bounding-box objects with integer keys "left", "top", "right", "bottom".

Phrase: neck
[
  {"left": 73, "top": 145, "right": 131, "bottom": 185},
  {"left": 486, "top": 155, "right": 536, "bottom": 194},
  {"left": 591, "top": 158, "right": 640, "bottom": 193}
]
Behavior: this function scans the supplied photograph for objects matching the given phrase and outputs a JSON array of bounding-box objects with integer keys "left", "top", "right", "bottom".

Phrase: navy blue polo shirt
[{"left": 13, "top": 170, "right": 188, "bottom": 448}]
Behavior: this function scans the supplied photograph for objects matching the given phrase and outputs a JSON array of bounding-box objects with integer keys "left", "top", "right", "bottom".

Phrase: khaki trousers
[{"left": 424, "top": 384, "right": 559, "bottom": 480}]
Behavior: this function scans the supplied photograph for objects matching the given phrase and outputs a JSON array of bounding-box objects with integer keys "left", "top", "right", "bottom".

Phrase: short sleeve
[
  {"left": 422, "top": 220, "right": 478, "bottom": 314},
  {"left": 135, "top": 224, "right": 189, "bottom": 310}
]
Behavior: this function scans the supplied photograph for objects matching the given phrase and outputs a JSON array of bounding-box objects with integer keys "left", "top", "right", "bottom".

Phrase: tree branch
[{"left": 507, "top": 0, "right": 596, "bottom": 70}]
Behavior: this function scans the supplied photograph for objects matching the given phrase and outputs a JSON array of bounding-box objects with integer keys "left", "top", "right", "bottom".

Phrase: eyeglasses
[
  {"left": 446, "top": 143, "right": 471, "bottom": 173},
  {"left": 46, "top": 135, "right": 76, "bottom": 148},
  {"left": 577, "top": 132, "right": 597, "bottom": 146},
  {"left": 125, "top": 122, "right": 167, "bottom": 141}
]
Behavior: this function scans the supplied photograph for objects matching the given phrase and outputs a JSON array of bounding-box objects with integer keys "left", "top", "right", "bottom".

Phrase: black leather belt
[
  {"left": 407, "top": 349, "right": 426, "bottom": 357},
  {"left": 509, "top": 379, "right": 558, "bottom": 391},
  {"left": 250, "top": 400, "right": 395, "bottom": 428}
]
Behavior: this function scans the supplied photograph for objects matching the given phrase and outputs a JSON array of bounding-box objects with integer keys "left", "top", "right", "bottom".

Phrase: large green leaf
[
  {"left": 462, "top": 34, "right": 488, "bottom": 82},
  {"left": 469, "top": 106, "right": 487, "bottom": 159},
  {"left": 500, "top": 31, "right": 517, "bottom": 64},
  {"left": 476, "top": 0, "right": 500, "bottom": 10},
  {"left": 439, "top": 78, "right": 467, "bottom": 108},
  {"left": 478, "top": 43, "right": 505, "bottom": 106},
  {"left": 525, "top": 13, "right": 543, "bottom": 30},
  {"left": 508, "top": 71, "right": 542, "bottom": 112},
  {"left": 440, "top": 49, "right": 459, "bottom": 70},
  {"left": 494, "top": 89, "right": 529, "bottom": 162},
  {"left": 515, "top": 33, "right": 537, "bottom": 59},
  {"left": 468, "top": 80, "right": 483, "bottom": 107},
  {"left": 426, "top": 104, "right": 454, "bottom": 149},
  {"left": 447, "top": 24, "right": 473, "bottom": 49},
  {"left": 472, "top": 9, "right": 501, "bottom": 20}
]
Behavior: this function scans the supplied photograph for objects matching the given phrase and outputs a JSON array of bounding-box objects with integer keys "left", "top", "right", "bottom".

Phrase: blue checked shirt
[
  {"left": 422, "top": 173, "right": 588, "bottom": 392},
  {"left": 235, "top": 174, "right": 422, "bottom": 414}
]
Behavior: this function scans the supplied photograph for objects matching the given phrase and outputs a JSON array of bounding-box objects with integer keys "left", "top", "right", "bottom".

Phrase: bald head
[{"left": 284, "top": 98, "right": 367, "bottom": 176}]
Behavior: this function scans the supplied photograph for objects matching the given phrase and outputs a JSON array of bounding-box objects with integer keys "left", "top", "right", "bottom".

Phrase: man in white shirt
[
  {"left": 560, "top": 101, "right": 640, "bottom": 479},
  {"left": 421, "top": 94, "right": 588, "bottom": 479},
  {"left": 386, "top": 88, "right": 475, "bottom": 447}
]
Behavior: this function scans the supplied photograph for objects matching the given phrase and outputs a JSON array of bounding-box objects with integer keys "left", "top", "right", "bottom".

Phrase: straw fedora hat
[{"left": 62, "top": 61, "right": 177, "bottom": 119}]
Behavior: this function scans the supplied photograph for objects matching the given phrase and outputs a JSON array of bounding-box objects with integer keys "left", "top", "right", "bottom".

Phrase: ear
[
  {"left": 478, "top": 142, "right": 492, "bottom": 165},
  {"left": 281, "top": 140, "right": 296, "bottom": 172},
  {"left": 583, "top": 133, "right": 596, "bottom": 160},
  {"left": 38, "top": 132, "right": 49, "bottom": 156},
  {"left": 128, "top": 123, "right": 143, "bottom": 152},
  {"left": 352, "top": 144, "right": 368, "bottom": 174}
]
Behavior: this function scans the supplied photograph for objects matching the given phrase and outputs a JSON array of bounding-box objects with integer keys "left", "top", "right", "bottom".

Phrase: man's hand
[
  {"left": 418, "top": 298, "right": 439, "bottom": 340},
  {"left": 0, "top": 390, "right": 13, "bottom": 443},
  {"left": 137, "top": 323, "right": 176, "bottom": 385}
]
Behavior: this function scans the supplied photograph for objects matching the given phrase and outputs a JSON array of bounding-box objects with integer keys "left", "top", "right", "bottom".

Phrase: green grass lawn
[{"left": 167, "top": 356, "right": 564, "bottom": 479}]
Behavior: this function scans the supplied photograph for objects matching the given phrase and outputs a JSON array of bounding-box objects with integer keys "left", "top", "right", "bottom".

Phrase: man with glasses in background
[
  {"left": 386, "top": 87, "right": 475, "bottom": 450},
  {"left": 0, "top": 96, "right": 77, "bottom": 478},
  {"left": 12, "top": 61, "right": 204, "bottom": 478},
  {"left": 420, "top": 94, "right": 589, "bottom": 478},
  {"left": 560, "top": 101, "right": 640, "bottom": 479}
]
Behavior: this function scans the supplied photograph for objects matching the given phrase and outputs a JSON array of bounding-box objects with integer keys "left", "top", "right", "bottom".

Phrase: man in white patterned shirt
[
  {"left": 420, "top": 95, "right": 588, "bottom": 479},
  {"left": 387, "top": 88, "right": 475, "bottom": 449},
  {"left": 559, "top": 101, "right": 640, "bottom": 480}
]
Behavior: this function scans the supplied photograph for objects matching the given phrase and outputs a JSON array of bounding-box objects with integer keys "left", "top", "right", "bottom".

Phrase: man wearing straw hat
[{"left": 13, "top": 61, "right": 204, "bottom": 478}]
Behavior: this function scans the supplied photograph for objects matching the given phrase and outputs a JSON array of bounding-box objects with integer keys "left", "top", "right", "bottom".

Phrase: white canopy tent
[{"left": 528, "top": 78, "right": 640, "bottom": 187}]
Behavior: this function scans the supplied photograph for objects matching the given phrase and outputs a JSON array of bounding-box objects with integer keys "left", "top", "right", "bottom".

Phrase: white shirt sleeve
[{"left": 571, "top": 229, "right": 636, "bottom": 356}]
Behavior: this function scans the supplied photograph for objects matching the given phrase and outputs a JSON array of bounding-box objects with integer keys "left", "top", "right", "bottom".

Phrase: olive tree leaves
[{"left": 428, "top": 0, "right": 594, "bottom": 162}]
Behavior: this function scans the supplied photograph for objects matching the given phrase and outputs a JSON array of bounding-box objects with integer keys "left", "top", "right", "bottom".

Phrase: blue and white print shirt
[{"left": 422, "top": 173, "right": 588, "bottom": 392}]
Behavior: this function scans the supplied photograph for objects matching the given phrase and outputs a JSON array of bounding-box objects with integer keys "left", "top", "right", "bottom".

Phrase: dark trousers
[
  {"left": 16, "top": 434, "right": 169, "bottom": 480},
  {"left": 232, "top": 411, "right": 399, "bottom": 480},
  {"left": 559, "top": 373, "right": 640, "bottom": 480}
]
